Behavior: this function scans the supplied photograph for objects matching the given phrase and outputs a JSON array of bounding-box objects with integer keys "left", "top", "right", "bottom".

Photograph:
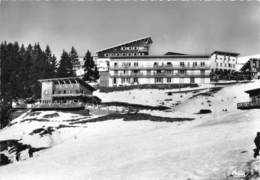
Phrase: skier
[{"left": 254, "top": 132, "right": 260, "bottom": 158}]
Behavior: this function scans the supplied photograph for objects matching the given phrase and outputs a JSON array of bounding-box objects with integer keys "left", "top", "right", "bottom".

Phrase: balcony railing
[
  {"left": 52, "top": 93, "right": 91, "bottom": 97},
  {"left": 32, "top": 102, "right": 85, "bottom": 110},
  {"left": 110, "top": 65, "right": 210, "bottom": 70},
  {"left": 237, "top": 101, "right": 260, "bottom": 109},
  {"left": 111, "top": 73, "right": 209, "bottom": 78}
]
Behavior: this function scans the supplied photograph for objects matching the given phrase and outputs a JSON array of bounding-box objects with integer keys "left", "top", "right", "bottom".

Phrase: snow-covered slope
[{"left": 0, "top": 81, "right": 260, "bottom": 180}]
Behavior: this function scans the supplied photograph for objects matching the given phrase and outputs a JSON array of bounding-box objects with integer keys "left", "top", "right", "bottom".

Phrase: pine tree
[
  {"left": 82, "top": 50, "right": 99, "bottom": 82},
  {"left": 57, "top": 50, "right": 73, "bottom": 78},
  {"left": 45, "top": 45, "right": 57, "bottom": 78}
]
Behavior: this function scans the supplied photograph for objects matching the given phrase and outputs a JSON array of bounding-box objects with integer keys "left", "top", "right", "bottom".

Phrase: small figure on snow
[
  {"left": 28, "top": 147, "right": 33, "bottom": 158},
  {"left": 254, "top": 132, "right": 260, "bottom": 158}
]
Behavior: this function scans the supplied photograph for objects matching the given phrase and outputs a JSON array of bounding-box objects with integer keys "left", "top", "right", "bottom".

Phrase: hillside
[{"left": 0, "top": 81, "right": 260, "bottom": 179}]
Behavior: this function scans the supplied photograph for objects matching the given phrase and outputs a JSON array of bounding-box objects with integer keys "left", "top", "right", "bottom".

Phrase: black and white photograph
[{"left": 0, "top": 1, "right": 260, "bottom": 179}]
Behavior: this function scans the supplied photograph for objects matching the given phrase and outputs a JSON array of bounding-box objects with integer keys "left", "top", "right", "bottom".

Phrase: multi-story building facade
[
  {"left": 210, "top": 51, "right": 239, "bottom": 72},
  {"left": 93, "top": 37, "right": 240, "bottom": 87},
  {"left": 95, "top": 37, "right": 211, "bottom": 87},
  {"left": 109, "top": 55, "right": 210, "bottom": 87}
]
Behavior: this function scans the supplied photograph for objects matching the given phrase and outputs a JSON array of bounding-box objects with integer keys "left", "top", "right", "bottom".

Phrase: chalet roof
[
  {"left": 38, "top": 77, "right": 96, "bottom": 91},
  {"left": 164, "top": 52, "right": 187, "bottom": 55},
  {"left": 110, "top": 54, "right": 210, "bottom": 59},
  {"left": 245, "top": 88, "right": 260, "bottom": 94},
  {"left": 96, "top": 36, "right": 153, "bottom": 53},
  {"left": 211, "top": 51, "right": 240, "bottom": 56},
  {"left": 240, "top": 58, "right": 260, "bottom": 71}
]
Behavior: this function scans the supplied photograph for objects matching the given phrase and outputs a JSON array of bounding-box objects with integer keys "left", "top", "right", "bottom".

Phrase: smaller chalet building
[
  {"left": 240, "top": 58, "right": 260, "bottom": 79},
  {"left": 237, "top": 88, "right": 260, "bottom": 109},
  {"left": 34, "top": 77, "right": 100, "bottom": 110}
]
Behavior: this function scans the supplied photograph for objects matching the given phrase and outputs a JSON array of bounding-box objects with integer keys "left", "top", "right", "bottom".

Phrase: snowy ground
[{"left": 0, "top": 81, "right": 260, "bottom": 180}]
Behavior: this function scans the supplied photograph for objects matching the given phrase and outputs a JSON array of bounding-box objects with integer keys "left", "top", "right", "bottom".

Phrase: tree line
[{"left": 0, "top": 41, "right": 99, "bottom": 127}]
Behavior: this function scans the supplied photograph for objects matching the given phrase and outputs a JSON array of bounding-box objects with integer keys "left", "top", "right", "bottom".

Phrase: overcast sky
[{"left": 0, "top": 1, "right": 259, "bottom": 58}]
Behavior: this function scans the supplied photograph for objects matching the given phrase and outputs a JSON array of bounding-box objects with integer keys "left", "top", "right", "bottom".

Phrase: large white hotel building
[{"left": 87, "top": 37, "right": 239, "bottom": 87}]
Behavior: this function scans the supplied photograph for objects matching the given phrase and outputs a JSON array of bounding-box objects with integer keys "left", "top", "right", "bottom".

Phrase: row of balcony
[
  {"left": 111, "top": 73, "right": 209, "bottom": 78},
  {"left": 110, "top": 65, "right": 210, "bottom": 70},
  {"left": 237, "top": 101, "right": 260, "bottom": 110}
]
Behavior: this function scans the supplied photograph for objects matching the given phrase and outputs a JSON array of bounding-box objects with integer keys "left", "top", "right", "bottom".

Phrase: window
[
  {"left": 200, "top": 62, "right": 205, "bottom": 67},
  {"left": 166, "top": 70, "right": 172, "bottom": 74},
  {"left": 154, "top": 62, "right": 158, "bottom": 67},
  {"left": 123, "top": 53, "right": 126, "bottom": 56},
  {"left": 167, "top": 78, "right": 171, "bottom": 83},
  {"left": 126, "top": 78, "right": 130, "bottom": 83},
  {"left": 216, "top": 63, "right": 218, "bottom": 67},
  {"left": 133, "top": 78, "right": 138, "bottom": 83},
  {"left": 190, "top": 77, "right": 195, "bottom": 83},
  {"left": 201, "top": 70, "right": 205, "bottom": 75},
  {"left": 133, "top": 70, "right": 139, "bottom": 74},
  {"left": 113, "top": 78, "right": 117, "bottom": 84},
  {"left": 147, "top": 70, "right": 151, "bottom": 75},
  {"left": 156, "top": 70, "right": 162, "bottom": 74},
  {"left": 179, "top": 70, "right": 186, "bottom": 74},
  {"left": 134, "top": 62, "right": 138, "bottom": 67},
  {"left": 114, "top": 70, "right": 118, "bottom": 75},
  {"left": 155, "top": 78, "right": 163, "bottom": 83},
  {"left": 114, "top": 62, "right": 118, "bottom": 67},
  {"left": 123, "top": 70, "right": 127, "bottom": 74},
  {"left": 166, "top": 62, "right": 172, "bottom": 67},
  {"left": 192, "top": 62, "right": 197, "bottom": 67},
  {"left": 180, "top": 62, "right": 185, "bottom": 67},
  {"left": 104, "top": 53, "right": 108, "bottom": 57},
  {"left": 121, "top": 47, "right": 126, "bottom": 50},
  {"left": 121, "top": 78, "right": 125, "bottom": 83}
]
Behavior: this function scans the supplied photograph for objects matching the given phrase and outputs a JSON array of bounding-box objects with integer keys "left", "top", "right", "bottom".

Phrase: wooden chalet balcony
[
  {"left": 32, "top": 102, "right": 85, "bottom": 110},
  {"left": 237, "top": 101, "right": 260, "bottom": 110},
  {"left": 110, "top": 65, "right": 210, "bottom": 70},
  {"left": 52, "top": 93, "right": 91, "bottom": 97}
]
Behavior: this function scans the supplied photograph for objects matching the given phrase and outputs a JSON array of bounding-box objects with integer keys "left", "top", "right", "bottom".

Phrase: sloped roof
[
  {"left": 245, "top": 88, "right": 260, "bottom": 94},
  {"left": 164, "top": 52, "right": 187, "bottom": 55},
  {"left": 96, "top": 36, "right": 153, "bottom": 53},
  {"left": 38, "top": 77, "right": 96, "bottom": 91},
  {"left": 211, "top": 51, "right": 240, "bottom": 56}
]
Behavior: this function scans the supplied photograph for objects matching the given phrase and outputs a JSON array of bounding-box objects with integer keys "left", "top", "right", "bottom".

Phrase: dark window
[
  {"left": 133, "top": 78, "right": 138, "bottom": 83},
  {"left": 180, "top": 62, "right": 185, "bottom": 67},
  {"left": 179, "top": 70, "right": 186, "bottom": 74},
  {"left": 190, "top": 77, "right": 195, "bottom": 83},
  {"left": 166, "top": 62, "right": 172, "bottom": 67},
  {"left": 167, "top": 78, "right": 171, "bottom": 83},
  {"left": 155, "top": 78, "right": 163, "bottom": 83},
  {"left": 113, "top": 78, "right": 117, "bottom": 84}
]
